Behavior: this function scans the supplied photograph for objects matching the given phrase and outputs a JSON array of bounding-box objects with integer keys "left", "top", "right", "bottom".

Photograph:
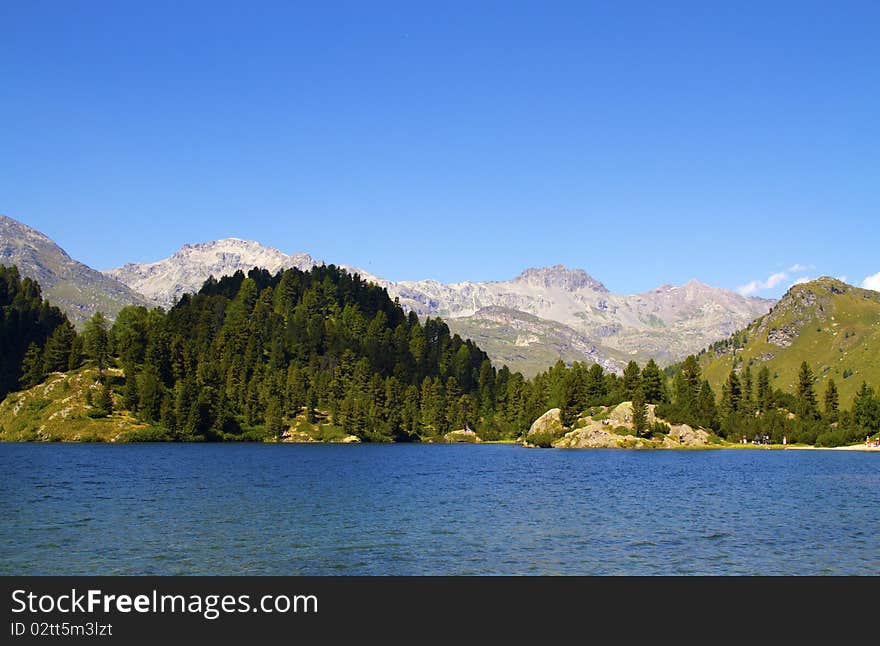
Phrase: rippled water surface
[{"left": 2, "top": 443, "right": 878, "bottom": 575}]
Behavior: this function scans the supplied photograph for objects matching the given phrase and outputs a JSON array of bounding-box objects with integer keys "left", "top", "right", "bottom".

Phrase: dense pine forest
[
  {"left": 0, "top": 265, "right": 74, "bottom": 400},
  {"left": 2, "top": 263, "right": 879, "bottom": 446}
]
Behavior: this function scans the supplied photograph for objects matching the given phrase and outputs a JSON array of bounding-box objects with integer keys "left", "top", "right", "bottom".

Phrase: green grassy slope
[
  {"left": 0, "top": 368, "right": 154, "bottom": 441},
  {"left": 700, "top": 278, "right": 880, "bottom": 405}
]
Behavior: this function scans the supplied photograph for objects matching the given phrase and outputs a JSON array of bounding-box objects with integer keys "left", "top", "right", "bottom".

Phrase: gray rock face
[
  {"left": 0, "top": 214, "right": 149, "bottom": 326},
  {"left": 767, "top": 324, "right": 799, "bottom": 347}
]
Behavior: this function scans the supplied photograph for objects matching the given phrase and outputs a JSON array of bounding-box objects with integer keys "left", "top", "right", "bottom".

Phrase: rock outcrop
[
  {"left": 527, "top": 408, "right": 563, "bottom": 437},
  {"left": 552, "top": 422, "right": 649, "bottom": 449},
  {"left": 525, "top": 404, "right": 716, "bottom": 449},
  {"left": 444, "top": 429, "right": 481, "bottom": 443},
  {"left": 604, "top": 401, "right": 657, "bottom": 426},
  {"left": 663, "top": 424, "right": 711, "bottom": 447}
]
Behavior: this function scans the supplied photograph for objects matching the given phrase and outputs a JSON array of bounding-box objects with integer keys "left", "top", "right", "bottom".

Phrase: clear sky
[{"left": 2, "top": 1, "right": 878, "bottom": 297}]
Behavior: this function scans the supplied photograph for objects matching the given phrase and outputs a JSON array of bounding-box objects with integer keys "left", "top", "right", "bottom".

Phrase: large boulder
[
  {"left": 527, "top": 408, "right": 563, "bottom": 437},
  {"left": 605, "top": 401, "right": 657, "bottom": 427}
]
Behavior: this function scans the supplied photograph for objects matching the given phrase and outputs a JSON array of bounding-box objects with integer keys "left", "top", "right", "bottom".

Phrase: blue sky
[{"left": 2, "top": 1, "right": 878, "bottom": 296}]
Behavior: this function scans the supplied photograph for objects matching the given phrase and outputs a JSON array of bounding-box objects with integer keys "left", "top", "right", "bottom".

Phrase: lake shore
[{"left": 784, "top": 444, "right": 880, "bottom": 452}]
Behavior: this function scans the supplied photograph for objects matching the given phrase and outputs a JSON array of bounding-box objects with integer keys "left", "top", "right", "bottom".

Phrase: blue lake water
[{"left": 1, "top": 443, "right": 878, "bottom": 575}]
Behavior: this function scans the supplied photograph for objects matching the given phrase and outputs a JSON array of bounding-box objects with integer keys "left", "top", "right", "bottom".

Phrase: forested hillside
[
  {"left": 0, "top": 265, "right": 73, "bottom": 399},
  {"left": 2, "top": 265, "right": 879, "bottom": 447}
]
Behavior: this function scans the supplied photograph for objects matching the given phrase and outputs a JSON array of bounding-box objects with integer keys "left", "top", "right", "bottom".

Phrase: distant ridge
[
  {"left": 0, "top": 214, "right": 774, "bottom": 373},
  {"left": 0, "top": 214, "right": 149, "bottom": 326},
  {"left": 105, "top": 236, "right": 772, "bottom": 374}
]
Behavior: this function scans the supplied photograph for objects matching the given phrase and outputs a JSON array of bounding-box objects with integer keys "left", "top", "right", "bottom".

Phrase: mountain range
[{"left": 1, "top": 214, "right": 773, "bottom": 374}]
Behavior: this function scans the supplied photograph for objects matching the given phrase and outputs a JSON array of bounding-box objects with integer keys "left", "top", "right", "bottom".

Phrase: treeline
[
  {"left": 3, "top": 264, "right": 549, "bottom": 441},
  {"left": 539, "top": 353, "right": 880, "bottom": 446},
  {"left": 710, "top": 361, "right": 880, "bottom": 446},
  {"left": 3, "top": 262, "right": 880, "bottom": 446}
]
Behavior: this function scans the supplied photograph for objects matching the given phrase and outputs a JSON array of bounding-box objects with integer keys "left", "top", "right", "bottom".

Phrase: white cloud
[
  {"left": 737, "top": 271, "right": 788, "bottom": 296},
  {"left": 862, "top": 272, "right": 880, "bottom": 292},
  {"left": 838, "top": 275, "right": 848, "bottom": 284},
  {"left": 788, "top": 263, "right": 814, "bottom": 272},
  {"left": 791, "top": 276, "right": 811, "bottom": 287}
]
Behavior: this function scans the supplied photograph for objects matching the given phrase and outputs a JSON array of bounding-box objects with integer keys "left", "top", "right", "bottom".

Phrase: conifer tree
[
  {"left": 622, "top": 361, "right": 641, "bottom": 399},
  {"left": 721, "top": 370, "right": 742, "bottom": 419},
  {"left": 631, "top": 387, "right": 648, "bottom": 436},
  {"left": 756, "top": 365, "right": 772, "bottom": 411},
  {"left": 19, "top": 343, "right": 45, "bottom": 389},
  {"left": 796, "top": 361, "right": 818, "bottom": 419},
  {"left": 640, "top": 359, "right": 665, "bottom": 403},
  {"left": 265, "top": 394, "right": 285, "bottom": 439},
  {"left": 823, "top": 378, "right": 839, "bottom": 423},
  {"left": 43, "top": 322, "right": 76, "bottom": 373},
  {"left": 83, "top": 312, "right": 110, "bottom": 373},
  {"left": 741, "top": 365, "right": 754, "bottom": 414},
  {"left": 585, "top": 363, "right": 607, "bottom": 403},
  {"left": 92, "top": 382, "right": 113, "bottom": 418}
]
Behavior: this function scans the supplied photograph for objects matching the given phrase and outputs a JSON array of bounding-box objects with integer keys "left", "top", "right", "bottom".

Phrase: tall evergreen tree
[
  {"left": 585, "top": 363, "right": 607, "bottom": 403},
  {"left": 640, "top": 359, "right": 665, "bottom": 403},
  {"left": 83, "top": 312, "right": 110, "bottom": 373},
  {"left": 19, "top": 343, "right": 45, "bottom": 389},
  {"left": 696, "top": 380, "right": 718, "bottom": 430},
  {"left": 756, "top": 365, "right": 772, "bottom": 411},
  {"left": 42, "top": 322, "right": 76, "bottom": 373},
  {"left": 721, "top": 370, "right": 742, "bottom": 419},
  {"left": 622, "top": 361, "right": 641, "bottom": 399},
  {"left": 631, "top": 387, "right": 648, "bottom": 436},
  {"left": 795, "top": 361, "right": 818, "bottom": 419},
  {"left": 264, "top": 394, "right": 285, "bottom": 439},
  {"left": 823, "top": 378, "right": 839, "bottom": 423},
  {"left": 741, "top": 365, "right": 754, "bottom": 414}
]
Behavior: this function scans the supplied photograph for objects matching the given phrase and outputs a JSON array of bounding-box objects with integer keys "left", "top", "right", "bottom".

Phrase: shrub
[
  {"left": 816, "top": 429, "right": 847, "bottom": 447},
  {"left": 649, "top": 421, "right": 671, "bottom": 437}
]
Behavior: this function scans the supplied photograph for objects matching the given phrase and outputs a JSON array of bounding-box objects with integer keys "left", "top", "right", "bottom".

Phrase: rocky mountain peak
[
  {"left": 514, "top": 265, "right": 608, "bottom": 292},
  {"left": 105, "top": 238, "right": 322, "bottom": 306}
]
